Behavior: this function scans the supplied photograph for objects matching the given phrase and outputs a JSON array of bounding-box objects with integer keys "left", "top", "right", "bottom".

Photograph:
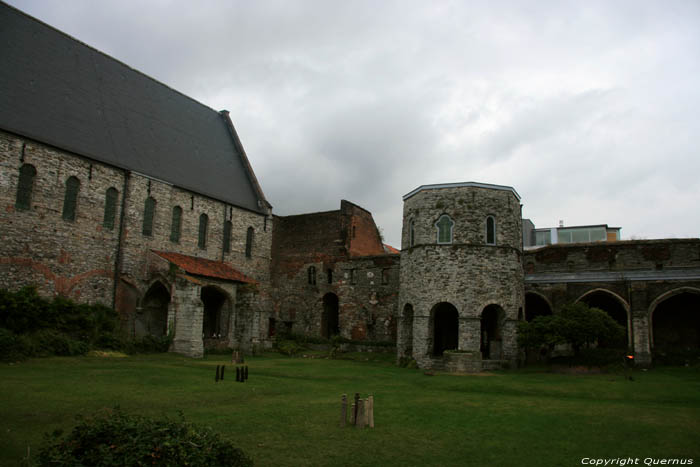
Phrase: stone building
[
  {"left": 2, "top": 3, "right": 698, "bottom": 368},
  {"left": 397, "top": 183, "right": 524, "bottom": 371}
]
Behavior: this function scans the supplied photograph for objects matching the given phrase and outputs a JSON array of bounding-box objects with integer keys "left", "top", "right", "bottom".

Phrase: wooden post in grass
[
  {"left": 368, "top": 395, "right": 374, "bottom": 428},
  {"left": 353, "top": 393, "right": 359, "bottom": 425},
  {"left": 356, "top": 399, "right": 365, "bottom": 428},
  {"left": 364, "top": 398, "right": 370, "bottom": 428},
  {"left": 236, "top": 366, "right": 241, "bottom": 382},
  {"left": 221, "top": 365, "right": 225, "bottom": 380},
  {"left": 340, "top": 394, "right": 347, "bottom": 427},
  {"left": 244, "top": 366, "right": 249, "bottom": 380},
  {"left": 215, "top": 365, "right": 220, "bottom": 382}
]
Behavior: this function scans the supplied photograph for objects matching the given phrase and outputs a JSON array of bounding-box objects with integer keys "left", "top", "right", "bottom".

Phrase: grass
[{"left": 1, "top": 352, "right": 699, "bottom": 466}]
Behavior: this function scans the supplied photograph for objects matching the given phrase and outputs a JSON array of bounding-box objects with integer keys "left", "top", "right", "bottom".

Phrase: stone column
[
  {"left": 226, "top": 285, "right": 238, "bottom": 349},
  {"left": 501, "top": 318, "right": 519, "bottom": 365},
  {"left": 459, "top": 317, "right": 481, "bottom": 353},
  {"left": 632, "top": 313, "right": 652, "bottom": 367},
  {"left": 412, "top": 314, "right": 430, "bottom": 368},
  {"left": 170, "top": 277, "right": 204, "bottom": 358}
]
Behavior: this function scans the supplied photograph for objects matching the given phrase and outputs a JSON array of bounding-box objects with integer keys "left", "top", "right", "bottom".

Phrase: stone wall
[
  {"left": 270, "top": 200, "right": 399, "bottom": 343},
  {"left": 398, "top": 184, "right": 524, "bottom": 370},
  {"left": 0, "top": 130, "right": 121, "bottom": 304},
  {"left": 0, "top": 129, "right": 272, "bottom": 355}
]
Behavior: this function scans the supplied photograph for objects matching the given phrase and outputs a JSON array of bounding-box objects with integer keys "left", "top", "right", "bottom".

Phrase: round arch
[
  {"left": 524, "top": 291, "right": 553, "bottom": 322},
  {"left": 430, "top": 302, "right": 459, "bottom": 356},
  {"left": 649, "top": 287, "right": 700, "bottom": 350},
  {"left": 576, "top": 288, "right": 631, "bottom": 347},
  {"left": 138, "top": 280, "right": 170, "bottom": 338}
]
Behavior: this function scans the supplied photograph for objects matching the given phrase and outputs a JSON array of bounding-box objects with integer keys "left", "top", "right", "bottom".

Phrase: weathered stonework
[{"left": 397, "top": 183, "right": 524, "bottom": 371}]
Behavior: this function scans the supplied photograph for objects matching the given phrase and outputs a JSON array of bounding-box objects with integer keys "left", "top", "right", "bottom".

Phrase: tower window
[
  {"left": 246, "top": 227, "right": 254, "bottom": 258},
  {"left": 486, "top": 216, "right": 496, "bottom": 245},
  {"left": 308, "top": 266, "right": 316, "bottom": 285},
  {"left": 435, "top": 214, "right": 454, "bottom": 244}
]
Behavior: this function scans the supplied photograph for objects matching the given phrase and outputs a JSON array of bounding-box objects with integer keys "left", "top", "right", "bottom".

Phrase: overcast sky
[{"left": 9, "top": 0, "right": 700, "bottom": 247}]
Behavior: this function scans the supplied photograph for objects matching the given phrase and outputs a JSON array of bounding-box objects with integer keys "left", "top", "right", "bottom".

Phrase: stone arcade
[{"left": 2, "top": 3, "right": 699, "bottom": 370}]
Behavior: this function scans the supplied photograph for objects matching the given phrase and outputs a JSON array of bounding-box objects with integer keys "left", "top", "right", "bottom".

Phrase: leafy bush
[
  {"left": 518, "top": 302, "right": 627, "bottom": 360},
  {"left": 275, "top": 339, "right": 304, "bottom": 356},
  {"left": 0, "top": 287, "right": 134, "bottom": 360},
  {"left": 37, "top": 408, "right": 253, "bottom": 467}
]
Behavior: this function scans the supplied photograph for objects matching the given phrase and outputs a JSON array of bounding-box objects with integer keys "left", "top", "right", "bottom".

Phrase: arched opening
[
  {"left": 432, "top": 302, "right": 458, "bottom": 356},
  {"left": 400, "top": 304, "right": 414, "bottom": 357},
  {"left": 201, "top": 286, "right": 231, "bottom": 344},
  {"left": 652, "top": 291, "right": 700, "bottom": 358},
  {"left": 525, "top": 292, "right": 552, "bottom": 322},
  {"left": 321, "top": 293, "right": 339, "bottom": 338},
  {"left": 137, "top": 282, "right": 170, "bottom": 338},
  {"left": 481, "top": 304, "right": 505, "bottom": 359},
  {"left": 578, "top": 289, "right": 629, "bottom": 347}
]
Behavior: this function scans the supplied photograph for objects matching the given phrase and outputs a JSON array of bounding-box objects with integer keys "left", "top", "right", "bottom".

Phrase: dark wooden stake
[
  {"left": 244, "top": 366, "right": 249, "bottom": 380},
  {"left": 236, "top": 366, "right": 241, "bottom": 382},
  {"left": 220, "top": 365, "right": 225, "bottom": 380},
  {"left": 353, "top": 393, "right": 360, "bottom": 426},
  {"left": 215, "top": 365, "right": 220, "bottom": 382}
]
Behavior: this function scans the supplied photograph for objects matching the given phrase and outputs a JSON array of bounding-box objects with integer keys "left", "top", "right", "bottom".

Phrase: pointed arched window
[
  {"left": 142, "top": 197, "right": 156, "bottom": 236},
  {"left": 245, "top": 227, "right": 254, "bottom": 258},
  {"left": 198, "top": 213, "right": 209, "bottom": 249},
  {"left": 435, "top": 214, "right": 454, "bottom": 244},
  {"left": 170, "top": 206, "right": 182, "bottom": 242},
  {"left": 62, "top": 176, "right": 80, "bottom": 221},
  {"left": 486, "top": 216, "right": 496, "bottom": 245},
  {"left": 15, "top": 164, "right": 37, "bottom": 211},
  {"left": 223, "top": 220, "right": 232, "bottom": 253},
  {"left": 308, "top": 266, "right": 316, "bottom": 285},
  {"left": 103, "top": 187, "right": 118, "bottom": 230}
]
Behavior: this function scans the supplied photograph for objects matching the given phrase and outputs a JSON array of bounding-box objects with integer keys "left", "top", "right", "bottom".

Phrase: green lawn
[{"left": 1, "top": 352, "right": 699, "bottom": 466}]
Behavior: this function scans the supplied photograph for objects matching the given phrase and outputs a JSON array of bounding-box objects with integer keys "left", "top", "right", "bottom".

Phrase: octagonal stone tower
[{"left": 397, "top": 182, "right": 524, "bottom": 371}]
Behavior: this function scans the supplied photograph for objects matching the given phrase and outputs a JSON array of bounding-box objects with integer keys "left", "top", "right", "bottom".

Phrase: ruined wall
[
  {"left": 270, "top": 201, "right": 398, "bottom": 343},
  {"left": 398, "top": 184, "right": 524, "bottom": 369},
  {"left": 0, "top": 130, "right": 121, "bottom": 304}
]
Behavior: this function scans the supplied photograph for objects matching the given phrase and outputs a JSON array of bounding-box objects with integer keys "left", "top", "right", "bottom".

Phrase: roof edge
[
  {"left": 403, "top": 182, "right": 521, "bottom": 201},
  {"left": 219, "top": 110, "right": 271, "bottom": 212}
]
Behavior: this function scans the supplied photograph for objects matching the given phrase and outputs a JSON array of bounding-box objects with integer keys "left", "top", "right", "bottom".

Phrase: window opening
[
  {"left": 223, "top": 220, "right": 232, "bottom": 253},
  {"left": 435, "top": 214, "right": 454, "bottom": 244},
  {"left": 170, "top": 206, "right": 182, "bottom": 243},
  {"left": 486, "top": 216, "right": 496, "bottom": 245},
  {"left": 198, "top": 213, "right": 208, "bottom": 249},
  {"left": 308, "top": 266, "right": 316, "bottom": 285},
  {"left": 15, "top": 164, "right": 37, "bottom": 211},
  {"left": 62, "top": 176, "right": 80, "bottom": 221},
  {"left": 245, "top": 227, "right": 254, "bottom": 258},
  {"left": 103, "top": 187, "right": 118, "bottom": 230},
  {"left": 142, "top": 197, "right": 156, "bottom": 236}
]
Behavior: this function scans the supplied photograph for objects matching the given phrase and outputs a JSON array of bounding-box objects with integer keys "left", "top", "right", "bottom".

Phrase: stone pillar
[
  {"left": 170, "top": 277, "right": 204, "bottom": 358},
  {"left": 501, "top": 318, "right": 519, "bottom": 365},
  {"left": 459, "top": 317, "right": 481, "bottom": 353},
  {"left": 226, "top": 285, "right": 238, "bottom": 349},
  {"left": 632, "top": 313, "right": 652, "bottom": 367},
  {"left": 412, "top": 314, "right": 430, "bottom": 368}
]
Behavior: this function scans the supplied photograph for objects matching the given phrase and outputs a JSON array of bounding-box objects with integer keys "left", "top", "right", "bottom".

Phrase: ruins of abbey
[{"left": 2, "top": 3, "right": 699, "bottom": 370}]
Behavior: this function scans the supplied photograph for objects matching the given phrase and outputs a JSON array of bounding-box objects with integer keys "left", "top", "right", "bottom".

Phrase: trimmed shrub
[{"left": 37, "top": 408, "right": 253, "bottom": 467}]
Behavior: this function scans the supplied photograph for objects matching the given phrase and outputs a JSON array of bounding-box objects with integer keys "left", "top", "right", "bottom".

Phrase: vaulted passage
[
  {"left": 137, "top": 282, "right": 170, "bottom": 338},
  {"left": 525, "top": 293, "right": 552, "bottom": 322},
  {"left": 579, "top": 290, "right": 629, "bottom": 347},
  {"left": 481, "top": 304, "right": 504, "bottom": 359},
  {"left": 432, "top": 302, "right": 458, "bottom": 356},
  {"left": 202, "top": 286, "right": 231, "bottom": 340},
  {"left": 653, "top": 292, "right": 700, "bottom": 355},
  {"left": 321, "top": 293, "right": 339, "bottom": 338}
]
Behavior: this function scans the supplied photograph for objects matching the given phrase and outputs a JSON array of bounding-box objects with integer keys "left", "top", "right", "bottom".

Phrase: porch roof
[{"left": 152, "top": 251, "right": 257, "bottom": 284}]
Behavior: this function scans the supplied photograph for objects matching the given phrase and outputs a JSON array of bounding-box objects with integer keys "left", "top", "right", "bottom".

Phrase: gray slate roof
[{"left": 0, "top": 2, "right": 267, "bottom": 213}]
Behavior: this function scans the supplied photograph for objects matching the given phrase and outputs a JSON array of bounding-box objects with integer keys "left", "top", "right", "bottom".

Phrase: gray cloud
[{"left": 9, "top": 0, "right": 700, "bottom": 246}]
